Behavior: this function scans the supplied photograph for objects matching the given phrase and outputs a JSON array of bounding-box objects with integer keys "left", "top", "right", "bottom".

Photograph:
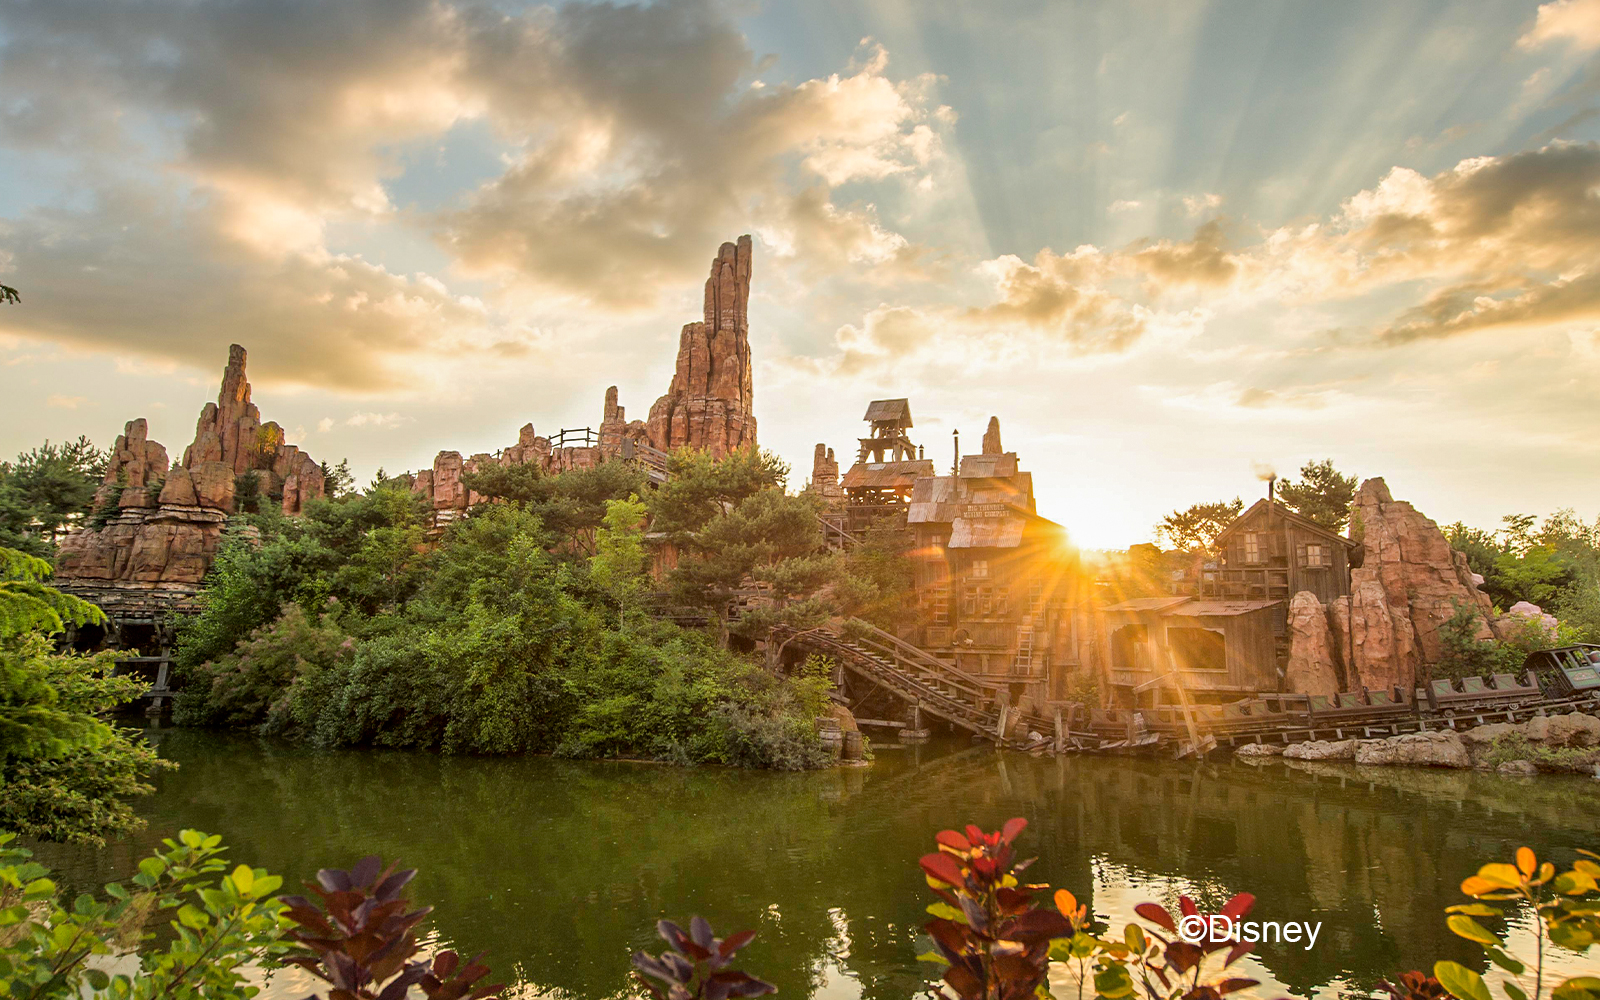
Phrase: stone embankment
[{"left": 1236, "top": 711, "right": 1600, "bottom": 775}]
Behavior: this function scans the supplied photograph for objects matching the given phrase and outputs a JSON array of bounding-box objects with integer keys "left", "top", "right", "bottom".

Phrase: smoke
[{"left": 1251, "top": 461, "right": 1277, "bottom": 482}]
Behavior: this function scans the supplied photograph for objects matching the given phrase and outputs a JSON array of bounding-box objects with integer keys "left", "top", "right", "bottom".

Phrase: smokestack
[
  {"left": 1267, "top": 474, "right": 1277, "bottom": 504},
  {"left": 952, "top": 429, "right": 960, "bottom": 477}
]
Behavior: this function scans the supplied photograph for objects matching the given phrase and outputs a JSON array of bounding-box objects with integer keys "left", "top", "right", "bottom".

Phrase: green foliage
[
  {"left": 1431, "top": 847, "right": 1600, "bottom": 1000},
  {"left": 1276, "top": 458, "right": 1358, "bottom": 531},
  {"left": 0, "top": 829, "right": 292, "bottom": 999},
  {"left": 1482, "top": 732, "right": 1595, "bottom": 772},
  {"left": 647, "top": 448, "right": 789, "bottom": 539},
  {"left": 320, "top": 458, "right": 356, "bottom": 499},
  {"left": 0, "top": 546, "right": 104, "bottom": 640},
  {"left": 1435, "top": 602, "right": 1525, "bottom": 681},
  {"left": 173, "top": 604, "right": 355, "bottom": 728},
  {"left": 1156, "top": 498, "right": 1242, "bottom": 552},
  {"left": 0, "top": 437, "right": 107, "bottom": 555},
  {"left": 590, "top": 494, "right": 650, "bottom": 603},
  {"left": 463, "top": 460, "right": 649, "bottom": 555},
  {"left": 837, "top": 514, "right": 917, "bottom": 629},
  {"left": 0, "top": 632, "right": 168, "bottom": 845},
  {"left": 233, "top": 470, "right": 262, "bottom": 515}
]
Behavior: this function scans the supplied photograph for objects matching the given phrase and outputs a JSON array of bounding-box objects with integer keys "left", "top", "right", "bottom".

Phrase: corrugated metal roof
[
  {"left": 959, "top": 453, "right": 1018, "bottom": 478},
  {"left": 1101, "top": 597, "right": 1195, "bottom": 613},
  {"left": 1165, "top": 599, "right": 1282, "bottom": 617},
  {"left": 840, "top": 459, "right": 934, "bottom": 489},
  {"left": 910, "top": 476, "right": 956, "bottom": 504},
  {"left": 863, "top": 399, "right": 912, "bottom": 425},
  {"left": 948, "top": 515, "right": 1026, "bottom": 549}
]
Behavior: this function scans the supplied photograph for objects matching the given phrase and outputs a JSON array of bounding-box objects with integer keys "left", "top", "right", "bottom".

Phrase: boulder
[
  {"left": 1354, "top": 731, "right": 1469, "bottom": 768},
  {"left": 1235, "top": 742, "right": 1284, "bottom": 757},
  {"left": 1495, "top": 602, "right": 1560, "bottom": 645},
  {"left": 1284, "top": 739, "right": 1358, "bottom": 761},
  {"left": 1497, "top": 760, "right": 1539, "bottom": 776},
  {"left": 1523, "top": 712, "right": 1600, "bottom": 748},
  {"left": 645, "top": 236, "right": 757, "bottom": 457},
  {"left": 1285, "top": 591, "right": 1340, "bottom": 696},
  {"left": 158, "top": 466, "right": 198, "bottom": 505},
  {"left": 189, "top": 461, "right": 236, "bottom": 512},
  {"left": 1346, "top": 478, "right": 1497, "bottom": 689}
]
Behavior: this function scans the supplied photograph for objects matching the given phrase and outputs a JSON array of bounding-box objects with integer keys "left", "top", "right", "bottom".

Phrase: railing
[{"left": 552, "top": 427, "right": 598, "bottom": 448}]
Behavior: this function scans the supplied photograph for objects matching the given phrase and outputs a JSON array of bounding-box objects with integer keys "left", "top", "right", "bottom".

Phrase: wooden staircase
[{"left": 771, "top": 621, "right": 1027, "bottom": 746}]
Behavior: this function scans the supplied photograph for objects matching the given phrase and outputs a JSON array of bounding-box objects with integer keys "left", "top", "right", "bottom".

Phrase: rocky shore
[{"left": 1235, "top": 710, "right": 1600, "bottom": 776}]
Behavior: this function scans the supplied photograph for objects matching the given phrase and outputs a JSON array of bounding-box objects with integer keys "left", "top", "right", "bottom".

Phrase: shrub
[{"left": 173, "top": 603, "right": 355, "bottom": 729}]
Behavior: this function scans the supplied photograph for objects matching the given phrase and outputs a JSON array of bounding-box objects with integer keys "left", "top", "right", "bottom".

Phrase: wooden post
[
  {"left": 1053, "top": 706, "right": 1064, "bottom": 754},
  {"left": 1166, "top": 646, "right": 1202, "bottom": 751},
  {"left": 996, "top": 702, "right": 1009, "bottom": 741}
]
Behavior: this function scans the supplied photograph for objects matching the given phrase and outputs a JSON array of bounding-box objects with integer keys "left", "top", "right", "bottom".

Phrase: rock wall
[
  {"left": 1284, "top": 591, "right": 1340, "bottom": 696},
  {"left": 807, "top": 444, "right": 844, "bottom": 503},
  {"left": 645, "top": 236, "right": 756, "bottom": 456},
  {"left": 1282, "top": 477, "right": 1499, "bottom": 695},
  {"left": 55, "top": 343, "right": 323, "bottom": 597},
  {"left": 183, "top": 344, "right": 325, "bottom": 514}
]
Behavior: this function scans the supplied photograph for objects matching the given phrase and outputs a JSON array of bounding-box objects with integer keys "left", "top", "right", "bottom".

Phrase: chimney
[
  {"left": 1267, "top": 474, "right": 1277, "bottom": 505},
  {"left": 951, "top": 429, "right": 960, "bottom": 477}
]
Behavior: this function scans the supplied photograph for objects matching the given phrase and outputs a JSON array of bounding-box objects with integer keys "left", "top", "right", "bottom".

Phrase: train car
[{"left": 1525, "top": 644, "right": 1600, "bottom": 702}]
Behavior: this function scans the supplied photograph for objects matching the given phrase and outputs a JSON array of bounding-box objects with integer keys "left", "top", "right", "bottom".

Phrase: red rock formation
[
  {"left": 981, "top": 416, "right": 1003, "bottom": 456},
  {"left": 808, "top": 444, "right": 843, "bottom": 503},
  {"left": 646, "top": 236, "right": 756, "bottom": 456},
  {"left": 55, "top": 343, "right": 324, "bottom": 598},
  {"left": 182, "top": 344, "right": 324, "bottom": 515},
  {"left": 1284, "top": 591, "right": 1340, "bottom": 696}
]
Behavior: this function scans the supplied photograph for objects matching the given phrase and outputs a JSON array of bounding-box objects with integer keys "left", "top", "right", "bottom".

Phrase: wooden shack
[
  {"left": 1098, "top": 596, "right": 1282, "bottom": 704},
  {"left": 1200, "top": 499, "right": 1360, "bottom": 604},
  {"left": 839, "top": 399, "right": 935, "bottom": 534},
  {"left": 904, "top": 419, "right": 1095, "bottom": 713}
]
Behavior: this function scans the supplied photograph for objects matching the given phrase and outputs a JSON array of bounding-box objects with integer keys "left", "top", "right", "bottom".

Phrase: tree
[
  {"left": 464, "top": 460, "right": 649, "bottom": 555},
  {"left": 1156, "top": 498, "right": 1242, "bottom": 552},
  {"left": 1276, "top": 459, "right": 1357, "bottom": 531},
  {"left": 320, "top": 458, "right": 356, "bottom": 499},
  {"left": 0, "top": 436, "right": 108, "bottom": 554},
  {"left": 0, "top": 283, "right": 17, "bottom": 305},
  {"left": 1, "top": 544, "right": 167, "bottom": 844},
  {"left": 590, "top": 494, "right": 650, "bottom": 621}
]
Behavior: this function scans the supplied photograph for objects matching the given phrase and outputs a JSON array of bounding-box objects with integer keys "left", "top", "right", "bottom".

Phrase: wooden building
[
  {"left": 902, "top": 418, "right": 1095, "bottom": 713},
  {"left": 1200, "top": 499, "right": 1360, "bottom": 604},
  {"left": 1098, "top": 596, "right": 1282, "bottom": 704},
  {"left": 839, "top": 399, "right": 935, "bottom": 534}
]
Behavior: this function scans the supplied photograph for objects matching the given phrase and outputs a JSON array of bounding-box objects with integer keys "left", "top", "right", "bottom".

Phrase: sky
[{"left": 4, "top": 0, "right": 1600, "bottom": 549}]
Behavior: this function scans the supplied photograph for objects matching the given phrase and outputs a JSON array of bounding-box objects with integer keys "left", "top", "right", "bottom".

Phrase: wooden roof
[
  {"left": 1214, "top": 499, "right": 1360, "bottom": 549},
  {"left": 862, "top": 398, "right": 913, "bottom": 426},
  {"left": 840, "top": 459, "right": 934, "bottom": 489}
]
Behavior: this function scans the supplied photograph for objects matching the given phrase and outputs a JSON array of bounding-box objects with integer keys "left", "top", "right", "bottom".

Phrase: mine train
[{"left": 1080, "top": 643, "right": 1600, "bottom": 748}]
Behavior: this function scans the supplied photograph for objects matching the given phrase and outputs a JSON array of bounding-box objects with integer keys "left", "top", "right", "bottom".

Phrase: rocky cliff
[
  {"left": 645, "top": 236, "right": 756, "bottom": 456},
  {"left": 1282, "top": 477, "right": 1498, "bottom": 694},
  {"left": 54, "top": 344, "right": 324, "bottom": 605}
]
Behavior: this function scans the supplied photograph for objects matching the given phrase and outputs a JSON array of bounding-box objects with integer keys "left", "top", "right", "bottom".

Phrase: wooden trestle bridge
[{"left": 770, "top": 622, "right": 1600, "bottom": 757}]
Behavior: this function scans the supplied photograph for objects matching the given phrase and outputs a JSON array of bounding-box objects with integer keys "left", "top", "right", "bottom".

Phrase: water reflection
[{"left": 27, "top": 730, "right": 1600, "bottom": 999}]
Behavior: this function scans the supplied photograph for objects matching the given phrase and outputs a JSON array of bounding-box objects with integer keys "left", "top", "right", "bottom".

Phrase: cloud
[
  {"left": 1182, "top": 193, "right": 1223, "bottom": 216},
  {"left": 1519, "top": 0, "right": 1600, "bottom": 50},
  {"left": 1108, "top": 199, "right": 1143, "bottom": 213},
  {"left": 0, "top": 0, "right": 949, "bottom": 382},
  {"left": 46, "top": 394, "right": 85, "bottom": 409},
  {"left": 345, "top": 411, "right": 409, "bottom": 428},
  {"left": 316, "top": 417, "right": 334, "bottom": 433}
]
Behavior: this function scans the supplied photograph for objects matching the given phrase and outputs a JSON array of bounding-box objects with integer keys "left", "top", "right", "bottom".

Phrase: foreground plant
[
  {"left": 1426, "top": 847, "right": 1600, "bottom": 1000},
  {"left": 0, "top": 829, "right": 289, "bottom": 999},
  {"left": 1108, "top": 894, "right": 1260, "bottom": 1000},
  {"left": 631, "top": 916, "right": 776, "bottom": 1000},
  {"left": 918, "top": 818, "right": 1073, "bottom": 1000},
  {"left": 279, "top": 854, "right": 504, "bottom": 1000}
]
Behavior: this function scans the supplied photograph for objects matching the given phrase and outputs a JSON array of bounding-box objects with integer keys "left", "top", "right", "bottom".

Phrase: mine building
[
  {"left": 817, "top": 406, "right": 1097, "bottom": 716},
  {"left": 837, "top": 399, "right": 936, "bottom": 534},
  {"left": 1097, "top": 596, "right": 1283, "bottom": 704},
  {"left": 1199, "top": 497, "right": 1360, "bottom": 603}
]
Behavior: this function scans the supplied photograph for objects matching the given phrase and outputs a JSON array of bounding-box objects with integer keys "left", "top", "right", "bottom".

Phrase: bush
[
  {"left": 173, "top": 603, "right": 355, "bottom": 728},
  {"left": 1435, "top": 602, "right": 1524, "bottom": 681},
  {"left": 1483, "top": 732, "right": 1596, "bottom": 772}
]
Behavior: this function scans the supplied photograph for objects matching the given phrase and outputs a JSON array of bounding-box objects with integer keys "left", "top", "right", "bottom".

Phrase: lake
[{"left": 26, "top": 728, "right": 1600, "bottom": 998}]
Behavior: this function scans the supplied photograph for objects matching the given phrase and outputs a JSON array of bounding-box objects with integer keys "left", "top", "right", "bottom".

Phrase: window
[
  {"left": 1241, "top": 532, "right": 1263, "bottom": 564},
  {"left": 1301, "top": 543, "right": 1331, "bottom": 568},
  {"left": 927, "top": 587, "right": 951, "bottom": 626},
  {"left": 1168, "top": 627, "right": 1227, "bottom": 671},
  {"left": 970, "top": 558, "right": 990, "bottom": 579},
  {"left": 962, "top": 585, "right": 999, "bottom": 616},
  {"left": 1110, "top": 624, "right": 1149, "bottom": 671}
]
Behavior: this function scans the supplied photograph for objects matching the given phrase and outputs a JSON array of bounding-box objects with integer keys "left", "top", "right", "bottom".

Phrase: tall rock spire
[{"left": 645, "top": 235, "right": 756, "bottom": 456}]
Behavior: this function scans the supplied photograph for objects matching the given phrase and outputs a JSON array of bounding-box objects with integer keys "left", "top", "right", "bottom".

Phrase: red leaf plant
[
  {"left": 919, "top": 818, "right": 1074, "bottom": 1000},
  {"left": 279, "top": 854, "right": 504, "bottom": 1000},
  {"left": 632, "top": 916, "right": 777, "bottom": 1000},
  {"left": 1123, "top": 893, "right": 1260, "bottom": 1000}
]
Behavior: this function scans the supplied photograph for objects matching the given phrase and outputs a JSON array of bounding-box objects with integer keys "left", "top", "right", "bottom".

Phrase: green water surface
[{"left": 26, "top": 729, "right": 1600, "bottom": 999}]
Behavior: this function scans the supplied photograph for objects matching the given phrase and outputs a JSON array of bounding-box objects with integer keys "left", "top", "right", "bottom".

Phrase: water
[{"left": 26, "top": 729, "right": 1600, "bottom": 999}]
